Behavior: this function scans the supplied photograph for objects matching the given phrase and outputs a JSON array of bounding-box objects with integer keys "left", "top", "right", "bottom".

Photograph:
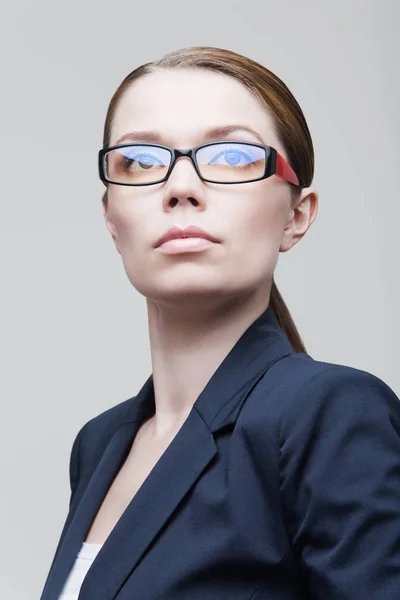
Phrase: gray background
[{"left": 0, "top": 0, "right": 399, "bottom": 597}]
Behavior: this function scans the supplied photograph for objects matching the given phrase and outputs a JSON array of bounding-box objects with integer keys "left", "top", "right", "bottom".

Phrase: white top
[{"left": 58, "top": 541, "right": 104, "bottom": 600}]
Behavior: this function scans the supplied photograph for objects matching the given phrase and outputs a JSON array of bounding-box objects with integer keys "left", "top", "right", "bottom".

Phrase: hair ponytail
[{"left": 269, "top": 279, "right": 307, "bottom": 353}]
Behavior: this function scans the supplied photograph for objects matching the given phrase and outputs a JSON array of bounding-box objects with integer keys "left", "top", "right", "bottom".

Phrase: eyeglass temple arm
[{"left": 275, "top": 153, "right": 300, "bottom": 186}]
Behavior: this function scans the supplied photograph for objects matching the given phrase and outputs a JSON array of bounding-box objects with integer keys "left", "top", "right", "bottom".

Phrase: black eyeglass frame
[{"left": 98, "top": 141, "right": 300, "bottom": 187}]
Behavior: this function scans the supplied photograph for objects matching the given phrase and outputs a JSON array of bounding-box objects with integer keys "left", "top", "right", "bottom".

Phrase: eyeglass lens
[{"left": 104, "top": 143, "right": 267, "bottom": 184}]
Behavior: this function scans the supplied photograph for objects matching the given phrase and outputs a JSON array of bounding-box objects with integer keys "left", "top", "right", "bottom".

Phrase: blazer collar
[
  {"left": 41, "top": 304, "right": 296, "bottom": 600},
  {"left": 124, "top": 303, "right": 295, "bottom": 433}
]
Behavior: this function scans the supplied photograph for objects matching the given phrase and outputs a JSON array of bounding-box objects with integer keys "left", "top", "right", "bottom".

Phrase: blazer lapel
[
  {"left": 79, "top": 408, "right": 217, "bottom": 599},
  {"left": 43, "top": 305, "right": 296, "bottom": 600},
  {"left": 40, "top": 420, "right": 143, "bottom": 600}
]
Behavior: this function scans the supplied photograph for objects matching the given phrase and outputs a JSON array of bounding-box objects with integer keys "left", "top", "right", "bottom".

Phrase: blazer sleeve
[
  {"left": 68, "top": 421, "right": 88, "bottom": 508},
  {"left": 278, "top": 366, "right": 400, "bottom": 599}
]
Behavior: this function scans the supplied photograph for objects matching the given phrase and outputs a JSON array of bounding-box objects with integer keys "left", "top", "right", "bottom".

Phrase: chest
[
  {"left": 53, "top": 397, "right": 300, "bottom": 600},
  {"left": 84, "top": 420, "right": 184, "bottom": 544},
  {"left": 111, "top": 427, "right": 295, "bottom": 599}
]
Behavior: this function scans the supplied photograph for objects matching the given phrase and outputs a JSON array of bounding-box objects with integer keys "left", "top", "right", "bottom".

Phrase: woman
[{"left": 41, "top": 46, "right": 400, "bottom": 599}]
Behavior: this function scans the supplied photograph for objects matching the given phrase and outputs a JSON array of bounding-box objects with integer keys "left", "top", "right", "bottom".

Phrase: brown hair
[{"left": 101, "top": 47, "right": 315, "bottom": 354}]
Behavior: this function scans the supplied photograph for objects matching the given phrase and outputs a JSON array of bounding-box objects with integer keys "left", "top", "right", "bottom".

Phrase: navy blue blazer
[{"left": 40, "top": 306, "right": 400, "bottom": 599}]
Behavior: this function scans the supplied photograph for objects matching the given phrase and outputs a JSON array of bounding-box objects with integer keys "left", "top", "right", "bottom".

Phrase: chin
[{"left": 142, "top": 286, "right": 227, "bottom": 302}]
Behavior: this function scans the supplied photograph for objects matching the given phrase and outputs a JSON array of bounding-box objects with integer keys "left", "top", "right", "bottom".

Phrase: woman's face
[{"left": 104, "top": 68, "right": 315, "bottom": 307}]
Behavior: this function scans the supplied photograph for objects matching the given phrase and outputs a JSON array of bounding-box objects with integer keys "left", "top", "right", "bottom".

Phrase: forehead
[{"left": 110, "top": 68, "right": 281, "bottom": 149}]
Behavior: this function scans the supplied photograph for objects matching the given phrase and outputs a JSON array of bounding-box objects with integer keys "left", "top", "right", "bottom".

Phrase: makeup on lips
[{"left": 154, "top": 225, "right": 221, "bottom": 254}]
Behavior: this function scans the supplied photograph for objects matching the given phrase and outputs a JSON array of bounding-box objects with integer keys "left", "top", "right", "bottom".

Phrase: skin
[{"left": 104, "top": 68, "right": 318, "bottom": 438}]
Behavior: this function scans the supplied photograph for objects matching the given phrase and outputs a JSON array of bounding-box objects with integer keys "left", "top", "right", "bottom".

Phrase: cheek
[
  {"left": 204, "top": 186, "right": 289, "bottom": 293},
  {"left": 230, "top": 187, "right": 288, "bottom": 263},
  {"left": 244, "top": 202, "right": 284, "bottom": 242},
  {"left": 106, "top": 195, "right": 155, "bottom": 288},
  {"left": 107, "top": 192, "right": 145, "bottom": 251}
]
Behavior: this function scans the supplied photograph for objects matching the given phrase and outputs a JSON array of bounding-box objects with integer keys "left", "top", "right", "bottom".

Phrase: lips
[{"left": 154, "top": 226, "right": 220, "bottom": 248}]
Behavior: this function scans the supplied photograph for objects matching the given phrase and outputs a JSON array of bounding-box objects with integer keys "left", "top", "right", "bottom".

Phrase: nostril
[{"left": 169, "top": 197, "right": 199, "bottom": 207}]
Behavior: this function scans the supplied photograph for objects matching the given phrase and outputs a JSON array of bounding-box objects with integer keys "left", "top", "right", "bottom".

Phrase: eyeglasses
[{"left": 98, "top": 141, "right": 299, "bottom": 187}]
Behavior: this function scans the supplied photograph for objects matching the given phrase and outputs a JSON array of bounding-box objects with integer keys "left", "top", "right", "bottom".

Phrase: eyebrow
[{"left": 114, "top": 124, "right": 266, "bottom": 146}]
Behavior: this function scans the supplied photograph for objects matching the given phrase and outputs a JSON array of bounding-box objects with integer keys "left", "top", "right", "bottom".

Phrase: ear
[
  {"left": 279, "top": 187, "right": 319, "bottom": 253},
  {"left": 103, "top": 203, "right": 121, "bottom": 254}
]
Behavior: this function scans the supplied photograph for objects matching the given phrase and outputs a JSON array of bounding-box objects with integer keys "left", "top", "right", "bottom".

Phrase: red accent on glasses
[{"left": 275, "top": 153, "right": 299, "bottom": 186}]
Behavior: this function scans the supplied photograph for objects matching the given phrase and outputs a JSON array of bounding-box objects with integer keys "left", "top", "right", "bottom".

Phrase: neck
[{"left": 145, "top": 283, "right": 272, "bottom": 436}]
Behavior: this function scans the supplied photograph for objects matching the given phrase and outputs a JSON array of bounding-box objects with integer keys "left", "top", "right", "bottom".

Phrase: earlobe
[
  {"left": 279, "top": 230, "right": 294, "bottom": 253},
  {"left": 279, "top": 203, "right": 297, "bottom": 253}
]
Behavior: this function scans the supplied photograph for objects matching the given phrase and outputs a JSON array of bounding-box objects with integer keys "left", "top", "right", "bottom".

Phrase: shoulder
[
  {"left": 265, "top": 351, "right": 398, "bottom": 396},
  {"left": 242, "top": 354, "right": 400, "bottom": 511},
  {"left": 68, "top": 395, "right": 137, "bottom": 492},
  {"left": 72, "top": 395, "right": 135, "bottom": 458},
  {"left": 261, "top": 355, "right": 400, "bottom": 485},
  {"left": 83, "top": 395, "right": 134, "bottom": 433},
  {"left": 278, "top": 355, "right": 399, "bottom": 432},
  {"left": 243, "top": 353, "right": 400, "bottom": 441}
]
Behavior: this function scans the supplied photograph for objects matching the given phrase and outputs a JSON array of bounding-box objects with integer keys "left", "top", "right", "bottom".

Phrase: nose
[
  {"left": 168, "top": 154, "right": 199, "bottom": 179},
  {"left": 162, "top": 155, "right": 206, "bottom": 210}
]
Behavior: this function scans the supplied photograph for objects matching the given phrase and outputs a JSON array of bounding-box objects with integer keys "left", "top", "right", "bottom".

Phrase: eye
[
  {"left": 114, "top": 145, "right": 171, "bottom": 174},
  {"left": 122, "top": 151, "right": 164, "bottom": 171},
  {"left": 208, "top": 146, "right": 253, "bottom": 166},
  {"left": 196, "top": 143, "right": 264, "bottom": 169}
]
